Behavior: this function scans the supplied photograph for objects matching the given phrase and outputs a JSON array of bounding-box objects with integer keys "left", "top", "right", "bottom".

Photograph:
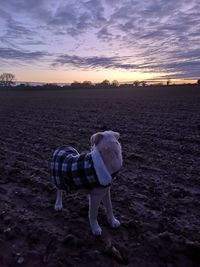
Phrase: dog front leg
[
  {"left": 88, "top": 193, "right": 102, "bottom": 235},
  {"left": 102, "top": 188, "right": 120, "bottom": 228},
  {"left": 54, "top": 189, "right": 63, "bottom": 211}
]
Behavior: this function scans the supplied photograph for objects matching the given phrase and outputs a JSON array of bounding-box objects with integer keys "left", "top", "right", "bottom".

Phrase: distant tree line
[{"left": 1, "top": 73, "right": 200, "bottom": 89}]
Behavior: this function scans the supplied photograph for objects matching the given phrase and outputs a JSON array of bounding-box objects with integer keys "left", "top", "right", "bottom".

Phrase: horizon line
[{"left": 15, "top": 78, "right": 197, "bottom": 86}]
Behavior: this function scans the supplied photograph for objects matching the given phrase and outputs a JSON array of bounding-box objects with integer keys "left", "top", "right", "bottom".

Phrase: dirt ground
[{"left": 0, "top": 86, "right": 200, "bottom": 267}]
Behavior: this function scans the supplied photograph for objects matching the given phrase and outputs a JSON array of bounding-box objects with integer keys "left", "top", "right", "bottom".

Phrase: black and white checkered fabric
[{"left": 50, "top": 146, "right": 110, "bottom": 191}]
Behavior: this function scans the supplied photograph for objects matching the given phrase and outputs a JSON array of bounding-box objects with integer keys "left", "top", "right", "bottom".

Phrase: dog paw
[
  {"left": 109, "top": 218, "right": 121, "bottom": 228},
  {"left": 92, "top": 227, "right": 102, "bottom": 236},
  {"left": 54, "top": 203, "right": 63, "bottom": 211},
  {"left": 91, "top": 223, "right": 102, "bottom": 236}
]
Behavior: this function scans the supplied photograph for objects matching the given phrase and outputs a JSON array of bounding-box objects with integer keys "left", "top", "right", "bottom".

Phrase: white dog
[{"left": 50, "top": 130, "right": 123, "bottom": 235}]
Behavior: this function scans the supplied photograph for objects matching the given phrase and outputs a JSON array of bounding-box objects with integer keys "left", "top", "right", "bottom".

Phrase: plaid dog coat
[{"left": 51, "top": 146, "right": 114, "bottom": 191}]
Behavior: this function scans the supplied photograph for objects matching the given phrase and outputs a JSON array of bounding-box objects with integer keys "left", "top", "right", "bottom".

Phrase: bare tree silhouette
[
  {"left": 82, "top": 81, "right": 92, "bottom": 86},
  {"left": 167, "top": 79, "right": 171, "bottom": 86},
  {"left": 141, "top": 81, "right": 147, "bottom": 87},
  {"left": 101, "top": 79, "right": 110, "bottom": 86},
  {"left": 112, "top": 80, "right": 119, "bottom": 87},
  {"left": 133, "top": 80, "right": 140, "bottom": 86},
  {"left": 0, "top": 73, "right": 15, "bottom": 86}
]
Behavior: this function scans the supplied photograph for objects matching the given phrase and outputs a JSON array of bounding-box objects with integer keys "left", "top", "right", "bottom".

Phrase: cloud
[
  {"left": 0, "top": 0, "right": 49, "bottom": 17},
  {"left": 47, "top": 1, "right": 106, "bottom": 37},
  {"left": 97, "top": 27, "right": 113, "bottom": 41},
  {"left": 53, "top": 53, "right": 200, "bottom": 80},
  {"left": 0, "top": 47, "right": 48, "bottom": 61},
  {"left": 0, "top": 9, "right": 42, "bottom": 49},
  {"left": 53, "top": 54, "right": 140, "bottom": 70},
  {"left": 102, "top": 0, "right": 200, "bottom": 79},
  {"left": 0, "top": 1, "right": 107, "bottom": 39}
]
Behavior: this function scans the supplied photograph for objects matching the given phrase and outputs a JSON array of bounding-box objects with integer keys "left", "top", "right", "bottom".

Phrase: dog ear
[
  {"left": 113, "top": 132, "right": 120, "bottom": 140},
  {"left": 90, "top": 132, "right": 104, "bottom": 146}
]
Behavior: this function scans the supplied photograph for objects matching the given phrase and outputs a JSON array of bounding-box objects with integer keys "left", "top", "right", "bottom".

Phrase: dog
[{"left": 50, "top": 130, "right": 123, "bottom": 235}]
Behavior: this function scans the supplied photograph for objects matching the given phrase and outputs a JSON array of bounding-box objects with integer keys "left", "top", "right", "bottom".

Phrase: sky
[{"left": 0, "top": 0, "right": 200, "bottom": 84}]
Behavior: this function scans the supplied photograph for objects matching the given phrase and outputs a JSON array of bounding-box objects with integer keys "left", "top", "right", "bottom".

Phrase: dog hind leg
[{"left": 54, "top": 189, "right": 63, "bottom": 211}]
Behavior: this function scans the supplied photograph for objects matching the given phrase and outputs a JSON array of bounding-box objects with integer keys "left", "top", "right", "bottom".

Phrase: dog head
[{"left": 90, "top": 130, "right": 123, "bottom": 175}]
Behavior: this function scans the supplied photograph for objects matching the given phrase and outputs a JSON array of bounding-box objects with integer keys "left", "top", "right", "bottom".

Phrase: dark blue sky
[{"left": 0, "top": 0, "right": 199, "bottom": 83}]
